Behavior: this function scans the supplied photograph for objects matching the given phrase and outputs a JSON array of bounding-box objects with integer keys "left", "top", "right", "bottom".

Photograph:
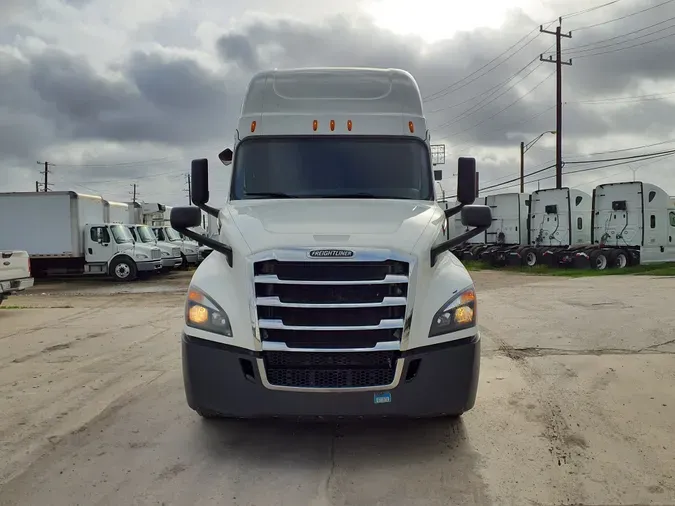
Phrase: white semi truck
[
  {"left": 0, "top": 192, "right": 162, "bottom": 281},
  {"left": 168, "top": 67, "right": 492, "bottom": 419},
  {"left": 572, "top": 181, "right": 675, "bottom": 269},
  {"left": 127, "top": 224, "right": 183, "bottom": 271}
]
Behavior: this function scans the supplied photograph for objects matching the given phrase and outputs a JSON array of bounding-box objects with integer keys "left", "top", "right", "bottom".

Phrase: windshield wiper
[{"left": 245, "top": 192, "right": 297, "bottom": 199}]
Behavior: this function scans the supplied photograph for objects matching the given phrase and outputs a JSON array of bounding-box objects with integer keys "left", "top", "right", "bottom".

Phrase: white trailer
[
  {"left": 126, "top": 201, "right": 143, "bottom": 224},
  {"left": 572, "top": 181, "right": 675, "bottom": 269},
  {"left": 104, "top": 200, "right": 129, "bottom": 224},
  {"left": 0, "top": 192, "right": 162, "bottom": 281}
]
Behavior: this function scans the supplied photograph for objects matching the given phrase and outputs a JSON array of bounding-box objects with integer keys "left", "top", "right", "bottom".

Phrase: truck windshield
[
  {"left": 165, "top": 228, "right": 182, "bottom": 241},
  {"left": 136, "top": 226, "right": 156, "bottom": 243},
  {"left": 110, "top": 225, "right": 134, "bottom": 244},
  {"left": 230, "top": 136, "right": 434, "bottom": 201}
]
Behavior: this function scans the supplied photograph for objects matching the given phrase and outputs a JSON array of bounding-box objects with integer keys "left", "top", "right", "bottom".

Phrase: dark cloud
[{"left": 3, "top": 0, "right": 675, "bottom": 201}]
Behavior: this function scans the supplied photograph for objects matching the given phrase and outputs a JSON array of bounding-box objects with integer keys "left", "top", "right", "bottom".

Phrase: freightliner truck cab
[{"left": 170, "top": 67, "right": 492, "bottom": 419}]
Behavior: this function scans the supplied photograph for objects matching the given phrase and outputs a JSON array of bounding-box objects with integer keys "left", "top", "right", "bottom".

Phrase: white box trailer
[
  {"left": 0, "top": 191, "right": 162, "bottom": 280},
  {"left": 126, "top": 201, "right": 143, "bottom": 224},
  {"left": 508, "top": 187, "right": 592, "bottom": 267},
  {"left": 104, "top": 200, "right": 129, "bottom": 224},
  {"left": 572, "top": 181, "right": 675, "bottom": 269}
]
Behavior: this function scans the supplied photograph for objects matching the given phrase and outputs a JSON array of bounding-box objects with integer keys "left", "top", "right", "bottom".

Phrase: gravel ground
[{"left": 0, "top": 269, "right": 673, "bottom": 505}]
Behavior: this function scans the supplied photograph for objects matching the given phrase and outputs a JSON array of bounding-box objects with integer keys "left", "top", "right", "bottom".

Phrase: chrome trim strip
[
  {"left": 254, "top": 274, "right": 408, "bottom": 285},
  {"left": 255, "top": 296, "right": 407, "bottom": 308},
  {"left": 258, "top": 318, "right": 404, "bottom": 331},
  {"left": 257, "top": 357, "right": 405, "bottom": 393},
  {"left": 249, "top": 247, "right": 413, "bottom": 264},
  {"left": 261, "top": 341, "right": 400, "bottom": 352}
]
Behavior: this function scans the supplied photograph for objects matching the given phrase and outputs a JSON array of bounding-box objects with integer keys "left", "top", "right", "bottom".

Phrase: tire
[
  {"left": 608, "top": 249, "right": 629, "bottom": 269},
  {"left": 179, "top": 253, "right": 189, "bottom": 270},
  {"left": 109, "top": 256, "right": 137, "bottom": 282},
  {"left": 589, "top": 250, "right": 609, "bottom": 270},
  {"left": 520, "top": 247, "right": 539, "bottom": 267}
]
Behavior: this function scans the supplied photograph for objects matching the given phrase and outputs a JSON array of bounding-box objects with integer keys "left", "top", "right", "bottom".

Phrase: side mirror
[
  {"left": 456, "top": 157, "right": 477, "bottom": 205},
  {"left": 191, "top": 159, "right": 210, "bottom": 206},
  {"left": 170, "top": 207, "right": 201, "bottom": 230},
  {"left": 219, "top": 148, "right": 233, "bottom": 166},
  {"left": 461, "top": 205, "right": 492, "bottom": 228}
]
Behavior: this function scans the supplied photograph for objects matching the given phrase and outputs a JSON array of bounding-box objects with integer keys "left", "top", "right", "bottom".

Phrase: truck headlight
[
  {"left": 161, "top": 251, "right": 169, "bottom": 257},
  {"left": 185, "top": 287, "right": 232, "bottom": 337},
  {"left": 428, "top": 287, "right": 476, "bottom": 337},
  {"left": 135, "top": 254, "right": 149, "bottom": 260},
  {"left": 185, "top": 248, "right": 195, "bottom": 254}
]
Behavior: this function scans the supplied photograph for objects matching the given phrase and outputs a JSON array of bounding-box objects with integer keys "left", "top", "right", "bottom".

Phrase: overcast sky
[{"left": 2, "top": 0, "right": 675, "bottom": 206}]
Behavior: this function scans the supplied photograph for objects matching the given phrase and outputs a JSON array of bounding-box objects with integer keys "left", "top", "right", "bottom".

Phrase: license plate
[{"left": 373, "top": 392, "right": 391, "bottom": 404}]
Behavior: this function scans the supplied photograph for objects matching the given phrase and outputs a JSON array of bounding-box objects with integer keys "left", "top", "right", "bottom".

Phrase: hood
[{"left": 225, "top": 199, "right": 440, "bottom": 254}]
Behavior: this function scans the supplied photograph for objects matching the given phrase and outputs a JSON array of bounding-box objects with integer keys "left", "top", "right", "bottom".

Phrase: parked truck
[
  {"left": 508, "top": 187, "right": 592, "bottom": 267},
  {"left": 167, "top": 67, "right": 492, "bottom": 420},
  {"left": 572, "top": 181, "right": 675, "bottom": 269},
  {"left": 127, "top": 224, "right": 183, "bottom": 271},
  {"left": 0, "top": 192, "right": 162, "bottom": 281},
  {"left": 451, "top": 193, "right": 531, "bottom": 265},
  {"left": 152, "top": 225, "right": 202, "bottom": 267},
  {"left": 0, "top": 250, "right": 34, "bottom": 306}
]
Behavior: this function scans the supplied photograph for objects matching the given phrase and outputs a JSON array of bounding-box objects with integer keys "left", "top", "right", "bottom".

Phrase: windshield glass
[
  {"left": 137, "top": 226, "right": 156, "bottom": 243},
  {"left": 110, "top": 225, "right": 134, "bottom": 244},
  {"left": 165, "top": 228, "right": 182, "bottom": 241},
  {"left": 230, "top": 137, "right": 434, "bottom": 200}
]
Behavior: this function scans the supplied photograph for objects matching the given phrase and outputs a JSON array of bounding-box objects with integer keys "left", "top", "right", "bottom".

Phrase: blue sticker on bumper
[{"left": 374, "top": 392, "right": 392, "bottom": 404}]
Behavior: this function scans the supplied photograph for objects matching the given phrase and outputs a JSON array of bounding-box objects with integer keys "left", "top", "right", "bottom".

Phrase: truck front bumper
[
  {"left": 185, "top": 253, "right": 199, "bottom": 265},
  {"left": 161, "top": 257, "right": 182, "bottom": 269},
  {"left": 181, "top": 333, "right": 480, "bottom": 418},
  {"left": 137, "top": 259, "right": 162, "bottom": 272}
]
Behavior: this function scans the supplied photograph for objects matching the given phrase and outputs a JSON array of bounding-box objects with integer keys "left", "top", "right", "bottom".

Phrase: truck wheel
[
  {"left": 179, "top": 253, "right": 189, "bottom": 270},
  {"left": 110, "top": 257, "right": 137, "bottom": 282},
  {"left": 589, "top": 250, "right": 608, "bottom": 270},
  {"left": 608, "top": 249, "right": 629, "bottom": 269},
  {"left": 520, "top": 247, "right": 539, "bottom": 267}
]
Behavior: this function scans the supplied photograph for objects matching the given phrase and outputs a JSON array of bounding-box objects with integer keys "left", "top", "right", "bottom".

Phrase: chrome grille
[
  {"left": 254, "top": 255, "right": 410, "bottom": 388},
  {"left": 151, "top": 248, "right": 161, "bottom": 260}
]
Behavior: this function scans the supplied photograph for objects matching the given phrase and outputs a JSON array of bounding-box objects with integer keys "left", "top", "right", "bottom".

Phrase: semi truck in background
[
  {"left": 0, "top": 191, "right": 162, "bottom": 281},
  {"left": 168, "top": 67, "right": 492, "bottom": 420},
  {"left": 127, "top": 224, "right": 183, "bottom": 271},
  {"left": 138, "top": 202, "right": 202, "bottom": 267}
]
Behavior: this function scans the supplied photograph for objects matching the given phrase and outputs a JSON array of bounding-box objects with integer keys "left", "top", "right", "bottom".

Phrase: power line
[
  {"left": 52, "top": 156, "right": 179, "bottom": 168},
  {"left": 422, "top": 23, "right": 555, "bottom": 103},
  {"left": 572, "top": 29, "right": 675, "bottom": 58},
  {"left": 426, "top": 57, "right": 545, "bottom": 114},
  {"left": 569, "top": 0, "right": 675, "bottom": 31},
  {"left": 436, "top": 70, "right": 555, "bottom": 139},
  {"left": 570, "top": 90, "right": 675, "bottom": 104},
  {"left": 431, "top": 61, "right": 545, "bottom": 129},
  {"left": 561, "top": 0, "right": 623, "bottom": 20},
  {"left": 560, "top": 15, "right": 675, "bottom": 54}
]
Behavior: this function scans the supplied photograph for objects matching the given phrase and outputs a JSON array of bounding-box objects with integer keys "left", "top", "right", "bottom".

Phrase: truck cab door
[{"left": 85, "top": 226, "right": 114, "bottom": 263}]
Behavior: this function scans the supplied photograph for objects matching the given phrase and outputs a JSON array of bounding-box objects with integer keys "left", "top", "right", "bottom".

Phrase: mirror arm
[
  {"left": 430, "top": 225, "right": 488, "bottom": 267},
  {"left": 444, "top": 204, "right": 463, "bottom": 219},
  {"left": 197, "top": 203, "right": 219, "bottom": 218},
  {"left": 177, "top": 227, "right": 233, "bottom": 267}
]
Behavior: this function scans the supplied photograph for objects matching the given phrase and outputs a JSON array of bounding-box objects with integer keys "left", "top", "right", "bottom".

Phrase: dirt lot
[{"left": 0, "top": 269, "right": 673, "bottom": 505}]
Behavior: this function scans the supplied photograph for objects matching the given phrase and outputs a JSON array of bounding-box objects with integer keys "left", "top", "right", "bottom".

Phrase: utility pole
[
  {"left": 130, "top": 183, "right": 138, "bottom": 204},
  {"left": 35, "top": 181, "right": 40, "bottom": 192},
  {"left": 520, "top": 142, "right": 525, "bottom": 193},
  {"left": 185, "top": 173, "right": 192, "bottom": 205},
  {"left": 540, "top": 17, "right": 572, "bottom": 189},
  {"left": 36, "top": 161, "right": 53, "bottom": 192}
]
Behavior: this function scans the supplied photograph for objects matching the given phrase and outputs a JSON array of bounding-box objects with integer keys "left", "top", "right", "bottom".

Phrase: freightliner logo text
[{"left": 308, "top": 249, "right": 354, "bottom": 258}]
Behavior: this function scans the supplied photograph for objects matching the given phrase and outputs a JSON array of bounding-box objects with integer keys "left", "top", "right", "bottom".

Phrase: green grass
[{"left": 462, "top": 260, "right": 675, "bottom": 277}]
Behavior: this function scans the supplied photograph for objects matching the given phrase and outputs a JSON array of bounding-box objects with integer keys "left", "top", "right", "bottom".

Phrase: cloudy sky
[{"left": 2, "top": 0, "right": 675, "bottom": 207}]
